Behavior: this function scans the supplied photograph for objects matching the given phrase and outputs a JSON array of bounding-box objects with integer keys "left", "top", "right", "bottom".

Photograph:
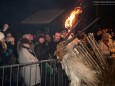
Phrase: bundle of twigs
[{"left": 79, "top": 33, "right": 113, "bottom": 85}]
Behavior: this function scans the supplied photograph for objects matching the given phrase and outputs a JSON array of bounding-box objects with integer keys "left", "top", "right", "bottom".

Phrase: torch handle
[{"left": 64, "top": 19, "right": 81, "bottom": 40}]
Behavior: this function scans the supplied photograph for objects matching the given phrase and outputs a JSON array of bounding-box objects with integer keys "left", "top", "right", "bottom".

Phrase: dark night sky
[{"left": 0, "top": 0, "right": 115, "bottom": 34}]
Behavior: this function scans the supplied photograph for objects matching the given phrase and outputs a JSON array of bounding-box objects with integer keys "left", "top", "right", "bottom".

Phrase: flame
[{"left": 65, "top": 7, "right": 82, "bottom": 29}]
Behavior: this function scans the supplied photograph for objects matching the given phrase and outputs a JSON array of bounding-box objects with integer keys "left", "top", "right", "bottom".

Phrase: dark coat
[
  {"left": 34, "top": 43, "right": 49, "bottom": 60},
  {"left": 48, "top": 40, "right": 61, "bottom": 58},
  {"left": 0, "top": 42, "right": 10, "bottom": 65}
]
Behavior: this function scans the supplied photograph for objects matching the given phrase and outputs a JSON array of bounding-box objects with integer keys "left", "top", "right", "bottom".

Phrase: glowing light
[{"left": 65, "top": 7, "right": 82, "bottom": 29}]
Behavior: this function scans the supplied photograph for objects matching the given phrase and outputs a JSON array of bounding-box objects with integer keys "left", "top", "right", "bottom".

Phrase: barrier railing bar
[{"left": 0, "top": 59, "right": 56, "bottom": 68}]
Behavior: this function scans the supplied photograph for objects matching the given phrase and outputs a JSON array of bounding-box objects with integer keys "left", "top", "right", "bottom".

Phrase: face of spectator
[
  {"left": 106, "top": 29, "right": 109, "bottom": 32},
  {"left": 39, "top": 37, "right": 45, "bottom": 44},
  {"left": 102, "top": 33, "right": 110, "bottom": 42},
  {"left": 53, "top": 32, "right": 61, "bottom": 42},
  {"left": 45, "top": 34, "right": 51, "bottom": 41},
  {"left": 111, "top": 32, "right": 114, "bottom": 37},
  {"left": 62, "top": 32, "right": 67, "bottom": 37},
  {"left": 11, "top": 38, "right": 15, "bottom": 45},
  {"left": 6, "top": 33, "right": 12, "bottom": 38},
  {"left": 105, "top": 37, "right": 109, "bottom": 42},
  {"left": 82, "top": 37, "right": 88, "bottom": 44},
  {"left": 97, "top": 30, "right": 102, "bottom": 35}
]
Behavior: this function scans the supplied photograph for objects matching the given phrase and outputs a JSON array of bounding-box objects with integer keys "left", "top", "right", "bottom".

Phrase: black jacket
[{"left": 34, "top": 43, "right": 49, "bottom": 60}]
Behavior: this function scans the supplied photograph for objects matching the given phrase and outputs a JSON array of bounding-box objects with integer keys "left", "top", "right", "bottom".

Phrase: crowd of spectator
[{"left": 0, "top": 23, "right": 115, "bottom": 86}]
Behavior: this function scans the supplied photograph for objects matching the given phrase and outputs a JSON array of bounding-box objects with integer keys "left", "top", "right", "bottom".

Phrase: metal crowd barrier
[{"left": 0, "top": 59, "right": 69, "bottom": 86}]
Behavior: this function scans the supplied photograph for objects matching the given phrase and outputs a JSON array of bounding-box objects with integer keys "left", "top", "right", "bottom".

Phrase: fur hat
[
  {"left": 0, "top": 32, "right": 5, "bottom": 40},
  {"left": 20, "top": 38, "right": 31, "bottom": 44}
]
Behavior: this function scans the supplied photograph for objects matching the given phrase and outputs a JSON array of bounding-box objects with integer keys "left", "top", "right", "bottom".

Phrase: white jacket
[{"left": 18, "top": 47, "right": 41, "bottom": 86}]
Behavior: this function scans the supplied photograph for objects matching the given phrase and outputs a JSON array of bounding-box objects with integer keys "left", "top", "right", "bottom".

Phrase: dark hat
[
  {"left": 20, "top": 38, "right": 31, "bottom": 44},
  {"left": 35, "top": 33, "right": 46, "bottom": 42},
  {"left": 37, "top": 33, "right": 45, "bottom": 38}
]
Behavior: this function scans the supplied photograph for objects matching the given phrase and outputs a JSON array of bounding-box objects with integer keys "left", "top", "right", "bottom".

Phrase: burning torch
[{"left": 64, "top": 6, "right": 82, "bottom": 40}]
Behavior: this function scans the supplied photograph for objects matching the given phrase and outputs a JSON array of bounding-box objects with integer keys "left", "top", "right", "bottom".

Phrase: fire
[{"left": 65, "top": 7, "right": 82, "bottom": 29}]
